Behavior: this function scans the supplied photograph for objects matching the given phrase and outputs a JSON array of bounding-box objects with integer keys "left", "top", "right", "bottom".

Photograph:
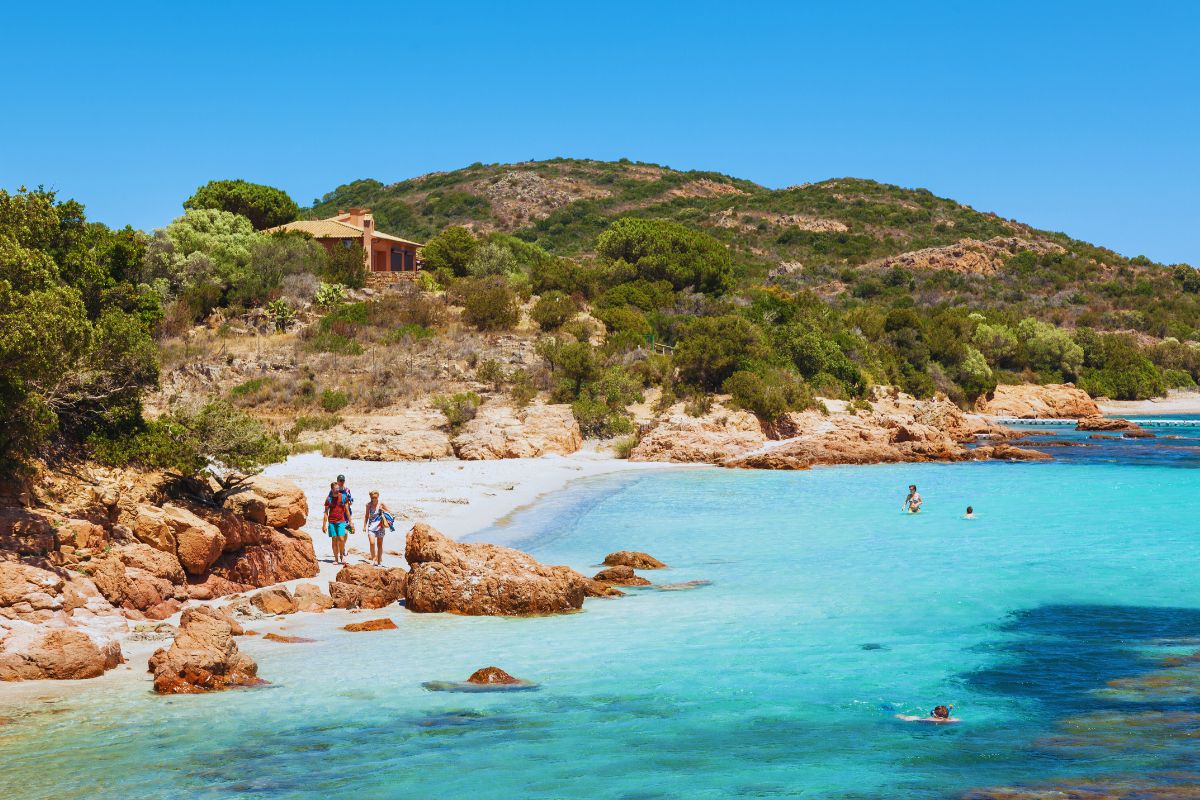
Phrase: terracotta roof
[
  {"left": 264, "top": 218, "right": 423, "bottom": 247},
  {"left": 265, "top": 219, "right": 363, "bottom": 238},
  {"left": 371, "top": 230, "right": 423, "bottom": 246}
]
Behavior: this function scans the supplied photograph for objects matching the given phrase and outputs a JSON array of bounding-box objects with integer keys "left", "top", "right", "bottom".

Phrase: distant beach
[{"left": 1098, "top": 390, "right": 1200, "bottom": 416}]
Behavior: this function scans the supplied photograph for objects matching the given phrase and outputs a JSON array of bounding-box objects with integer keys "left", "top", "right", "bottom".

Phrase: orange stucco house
[{"left": 267, "top": 208, "right": 422, "bottom": 276}]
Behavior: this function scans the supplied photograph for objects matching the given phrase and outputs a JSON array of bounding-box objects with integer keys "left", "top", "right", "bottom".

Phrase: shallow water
[{"left": 5, "top": 423, "right": 1200, "bottom": 798}]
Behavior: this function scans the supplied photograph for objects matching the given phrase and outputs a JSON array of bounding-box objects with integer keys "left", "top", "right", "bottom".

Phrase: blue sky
[{"left": 3, "top": 1, "right": 1197, "bottom": 263}]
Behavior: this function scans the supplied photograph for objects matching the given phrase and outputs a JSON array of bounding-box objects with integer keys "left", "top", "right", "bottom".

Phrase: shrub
[
  {"left": 570, "top": 395, "right": 634, "bottom": 438},
  {"left": 323, "top": 242, "right": 367, "bottom": 288},
  {"left": 319, "top": 389, "right": 349, "bottom": 412},
  {"left": 723, "top": 368, "right": 815, "bottom": 423},
  {"left": 475, "top": 359, "right": 506, "bottom": 391},
  {"left": 421, "top": 226, "right": 478, "bottom": 278},
  {"left": 384, "top": 323, "right": 433, "bottom": 343},
  {"left": 285, "top": 413, "right": 342, "bottom": 442},
  {"left": 460, "top": 277, "right": 519, "bottom": 331},
  {"left": 674, "top": 315, "right": 769, "bottom": 390},
  {"left": 531, "top": 291, "right": 577, "bottom": 331},
  {"left": 595, "top": 218, "right": 734, "bottom": 296},
  {"left": 467, "top": 241, "right": 518, "bottom": 277},
  {"left": 434, "top": 392, "right": 481, "bottom": 432},
  {"left": 304, "top": 333, "right": 364, "bottom": 355},
  {"left": 613, "top": 435, "right": 637, "bottom": 459},
  {"left": 1017, "top": 318, "right": 1084, "bottom": 378}
]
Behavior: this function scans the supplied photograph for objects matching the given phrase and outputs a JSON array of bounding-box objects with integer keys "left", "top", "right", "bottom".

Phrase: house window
[
  {"left": 390, "top": 248, "right": 404, "bottom": 272},
  {"left": 340, "top": 239, "right": 353, "bottom": 249}
]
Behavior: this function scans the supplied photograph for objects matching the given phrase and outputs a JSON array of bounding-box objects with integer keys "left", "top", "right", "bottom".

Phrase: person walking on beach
[
  {"left": 322, "top": 480, "right": 352, "bottom": 565},
  {"left": 903, "top": 484, "right": 923, "bottom": 514},
  {"left": 363, "top": 491, "right": 394, "bottom": 566}
]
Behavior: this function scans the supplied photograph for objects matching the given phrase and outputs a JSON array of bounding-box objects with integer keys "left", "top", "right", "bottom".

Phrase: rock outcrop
[
  {"left": 630, "top": 400, "right": 767, "bottom": 464},
  {"left": 452, "top": 403, "right": 582, "bottom": 460},
  {"left": 869, "top": 236, "right": 1064, "bottom": 276},
  {"left": 149, "top": 606, "right": 262, "bottom": 694},
  {"left": 0, "top": 627, "right": 124, "bottom": 681},
  {"left": 726, "top": 405, "right": 973, "bottom": 470},
  {"left": 1075, "top": 416, "right": 1142, "bottom": 432},
  {"left": 404, "top": 523, "right": 589, "bottom": 615},
  {"left": 225, "top": 476, "right": 308, "bottom": 530},
  {"left": 603, "top": 551, "right": 667, "bottom": 569},
  {"left": 328, "top": 564, "right": 409, "bottom": 610},
  {"left": 976, "top": 383, "right": 1101, "bottom": 419}
]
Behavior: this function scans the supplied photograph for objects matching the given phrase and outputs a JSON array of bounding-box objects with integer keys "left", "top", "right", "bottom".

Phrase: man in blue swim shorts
[{"left": 322, "top": 480, "right": 351, "bottom": 565}]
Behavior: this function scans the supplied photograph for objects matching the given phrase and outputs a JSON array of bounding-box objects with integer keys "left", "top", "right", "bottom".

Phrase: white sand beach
[
  {"left": 262, "top": 446, "right": 685, "bottom": 586},
  {"left": 1098, "top": 390, "right": 1200, "bottom": 416}
]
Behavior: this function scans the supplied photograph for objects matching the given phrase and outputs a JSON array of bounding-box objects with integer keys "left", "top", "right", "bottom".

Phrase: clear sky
[{"left": 3, "top": 1, "right": 1197, "bottom": 264}]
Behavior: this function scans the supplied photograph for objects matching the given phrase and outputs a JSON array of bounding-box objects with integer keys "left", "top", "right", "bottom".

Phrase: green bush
[
  {"left": 460, "top": 277, "right": 519, "bottom": 331},
  {"left": 323, "top": 243, "right": 367, "bottom": 288},
  {"left": 384, "top": 323, "right": 434, "bottom": 343},
  {"left": 314, "top": 282, "right": 346, "bottom": 307},
  {"left": 434, "top": 392, "right": 482, "bottom": 432},
  {"left": 723, "top": 368, "right": 815, "bottom": 423},
  {"left": 284, "top": 413, "right": 342, "bottom": 442},
  {"left": 319, "top": 389, "right": 349, "bottom": 412},
  {"left": 304, "top": 333, "right": 364, "bottom": 355},
  {"left": 595, "top": 217, "right": 734, "bottom": 296},
  {"left": 674, "top": 315, "right": 769, "bottom": 390},
  {"left": 421, "top": 226, "right": 478, "bottom": 278},
  {"left": 531, "top": 291, "right": 577, "bottom": 331}
]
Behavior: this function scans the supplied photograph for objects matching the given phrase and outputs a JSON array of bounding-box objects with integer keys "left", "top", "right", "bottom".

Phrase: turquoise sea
[{"left": 5, "top": 418, "right": 1200, "bottom": 798}]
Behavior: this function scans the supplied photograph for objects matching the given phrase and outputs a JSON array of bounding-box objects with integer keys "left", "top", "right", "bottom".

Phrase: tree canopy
[{"left": 184, "top": 179, "right": 299, "bottom": 230}]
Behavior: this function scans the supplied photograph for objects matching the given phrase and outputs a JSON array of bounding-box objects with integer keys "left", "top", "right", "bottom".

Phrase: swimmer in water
[
  {"left": 903, "top": 485, "right": 922, "bottom": 514},
  {"left": 896, "top": 704, "right": 959, "bottom": 723},
  {"left": 964, "top": 506, "right": 975, "bottom": 519}
]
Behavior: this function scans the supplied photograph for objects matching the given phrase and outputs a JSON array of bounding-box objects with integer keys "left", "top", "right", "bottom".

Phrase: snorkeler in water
[{"left": 896, "top": 704, "right": 959, "bottom": 724}]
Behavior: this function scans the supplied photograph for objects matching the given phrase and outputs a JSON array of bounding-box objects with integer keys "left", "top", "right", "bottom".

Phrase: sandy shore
[
  {"left": 262, "top": 445, "right": 686, "bottom": 586},
  {"left": 1098, "top": 390, "right": 1200, "bottom": 416}
]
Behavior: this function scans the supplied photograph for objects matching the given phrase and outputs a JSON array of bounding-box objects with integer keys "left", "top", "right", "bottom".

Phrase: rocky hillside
[{"left": 307, "top": 158, "right": 1182, "bottom": 303}]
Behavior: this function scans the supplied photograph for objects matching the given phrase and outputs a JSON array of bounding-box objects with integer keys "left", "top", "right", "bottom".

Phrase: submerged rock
[
  {"left": 592, "top": 566, "right": 651, "bottom": 586},
  {"left": 1076, "top": 416, "right": 1143, "bottom": 432},
  {"left": 652, "top": 580, "right": 712, "bottom": 592},
  {"left": 602, "top": 551, "right": 667, "bottom": 570},
  {"left": 404, "top": 523, "right": 589, "bottom": 616},
  {"left": 343, "top": 618, "right": 397, "bottom": 632},
  {"left": 262, "top": 633, "right": 315, "bottom": 643},
  {"left": 423, "top": 666, "right": 538, "bottom": 693},
  {"left": 149, "top": 606, "right": 263, "bottom": 694}
]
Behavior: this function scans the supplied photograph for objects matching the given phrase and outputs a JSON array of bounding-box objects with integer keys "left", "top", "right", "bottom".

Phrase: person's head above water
[
  {"left": 931, "top": 705, "right": 952, "bottom": 719},
  {"left": 966, "top": 506, "right": 973, "bottom": 514},
  {"left": 908, "top": 485, "right": 917, "bottom": 492}
]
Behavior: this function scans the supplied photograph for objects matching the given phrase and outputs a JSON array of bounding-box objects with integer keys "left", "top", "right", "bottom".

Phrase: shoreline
[
  {"left": 262, "top": 444, "right": 689, "bottom": 586},
  {"left": 1097, "top": 390, "right": 1200, "bottom": 417}
]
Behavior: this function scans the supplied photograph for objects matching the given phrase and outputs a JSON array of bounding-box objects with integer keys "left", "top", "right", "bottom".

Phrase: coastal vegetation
[{"left": 4, "top": 159, "right": 1200, "bottom": 469}]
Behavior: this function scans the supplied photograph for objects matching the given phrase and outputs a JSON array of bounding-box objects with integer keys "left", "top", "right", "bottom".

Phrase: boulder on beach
[
  {"left": 328, "top": 564, "right": 408, "bottom": 610},
  {"left": 250, "top": 586, "right": 297, "bottom": 616},
  {"left": 293, "top": 583, "right": 334, "bottom": 612},
  {"left": 592, "top": 565, "right": 651, "bottom": 586},
  {"left": 602, "top": 551, "right": 667, "bottom": 570},
  {"left": 223, "top": 476, "right": 308, "bottom": 530},
  {"left": 149, "top": 606, "right": 263, "bottom": 694},
  {"left": 343, "top": 618, "right": 397, "bottom": 632},
  {"left": 404, "top": 522, "right": 589, "bottom": 616},
  {"left": 0, "top": 625, "right": 124, "bottom": 681}
]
